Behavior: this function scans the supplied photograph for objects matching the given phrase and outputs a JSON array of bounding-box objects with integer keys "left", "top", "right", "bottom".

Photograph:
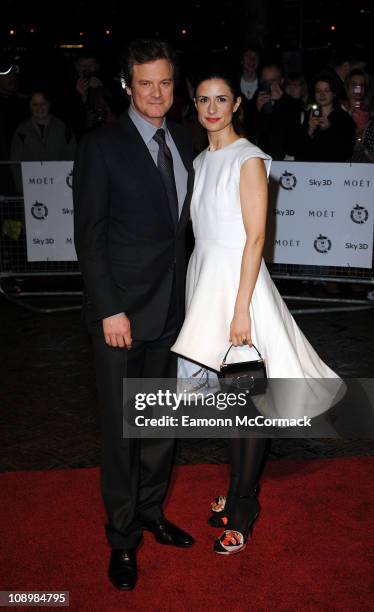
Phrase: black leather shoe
[
  {"left": 141, "top": 518, "right": 195, "bottom": 547},
  {"left": 108, "top": 549, "right": 137, "bottom": 590}
]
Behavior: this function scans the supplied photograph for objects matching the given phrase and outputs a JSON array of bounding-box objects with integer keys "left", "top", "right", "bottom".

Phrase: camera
[
  {"left": 259, "top": 80, "right": 271, "bottom": 95},
  {"left": 258, "top": 80, "right": 273, "bottom": 114},
  {"left": 311, "top": 104, "right": 322, "bottom": 117}
]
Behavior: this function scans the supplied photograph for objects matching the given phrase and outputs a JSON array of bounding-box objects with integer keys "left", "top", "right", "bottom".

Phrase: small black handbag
[{"left": 219, "top": 344, "right": 267, "bottom": 395}]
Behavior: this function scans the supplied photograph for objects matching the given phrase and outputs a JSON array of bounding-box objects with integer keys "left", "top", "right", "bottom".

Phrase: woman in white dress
[{"left": 171, "top": 71, "right": 342, "bottom": 555}]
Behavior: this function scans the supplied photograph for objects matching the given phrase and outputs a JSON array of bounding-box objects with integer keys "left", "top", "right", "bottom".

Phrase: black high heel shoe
[
  {"left": 213, "top": 492, "right": 260, "bottom": 555},
  {"left": 208, "top": 483, "right": 259, "bottom": 528}
]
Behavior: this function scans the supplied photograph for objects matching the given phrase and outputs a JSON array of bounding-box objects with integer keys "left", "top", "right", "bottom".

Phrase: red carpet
[{"left": 1, "top": 457, "right": 373, "bottom": 611}]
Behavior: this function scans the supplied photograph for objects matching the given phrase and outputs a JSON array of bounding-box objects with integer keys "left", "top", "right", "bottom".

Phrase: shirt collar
[{"left": 128, "top": 104, "right": 167, "bottom": 145}]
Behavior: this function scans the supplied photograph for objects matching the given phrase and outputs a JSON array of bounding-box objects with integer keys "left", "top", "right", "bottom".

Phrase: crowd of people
[
  {"left": 1, "top": 46, "right": 373, "bottom": 166},
  {"left": 237, "top": 48, "right": 374, "bottom": 163},
  {"left": 0, "top": 51, "right": 125, "bottom": 166}
]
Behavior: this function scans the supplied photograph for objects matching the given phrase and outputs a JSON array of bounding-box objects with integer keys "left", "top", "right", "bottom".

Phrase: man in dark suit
[{"left": 73, "top": 39, "right": 194, "bottom": 591}]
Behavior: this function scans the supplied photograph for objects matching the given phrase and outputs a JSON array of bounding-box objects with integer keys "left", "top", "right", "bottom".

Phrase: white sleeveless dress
[{"left": 171, "top": 139, "right": 344, "bottom": 418}]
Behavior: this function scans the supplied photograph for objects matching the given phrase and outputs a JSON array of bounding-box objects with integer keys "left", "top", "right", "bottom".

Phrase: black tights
[
  {"left": 225, "top": 437, "right": 268, "bottom": 532},
  {"left": 230, "top": 437, "right": 268, "bottom": 495}
]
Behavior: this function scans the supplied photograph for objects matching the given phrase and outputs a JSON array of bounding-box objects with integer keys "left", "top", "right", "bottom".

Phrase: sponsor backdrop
[
  {"left": 265, "top": 162, "right": 373, "bottom": 268},
  {"left": 22, "top": 161, "right": 373, "bottom": 267},
  {"left": 22, "top": 162, "right": 76, "bottom": 262}
]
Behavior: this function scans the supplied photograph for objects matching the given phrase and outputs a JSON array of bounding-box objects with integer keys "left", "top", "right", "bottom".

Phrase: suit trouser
[{"left": 90, "top": 294, "right": 178, "bottom": 549}]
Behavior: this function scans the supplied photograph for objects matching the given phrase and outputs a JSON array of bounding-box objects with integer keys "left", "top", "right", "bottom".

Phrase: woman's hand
[
  {"left": 308, "top": 114, "right": 320, "bottom": 137},
  {"left": 318, "top": 115, "right": 331, "bottom": 131},
  {"left": 230, "top": 311, "right": 252, "bottom": 347}
]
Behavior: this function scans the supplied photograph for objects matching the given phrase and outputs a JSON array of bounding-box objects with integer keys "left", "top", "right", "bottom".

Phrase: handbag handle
[{"left": 222, "top": 343, "right": 263, "bottom": 365}]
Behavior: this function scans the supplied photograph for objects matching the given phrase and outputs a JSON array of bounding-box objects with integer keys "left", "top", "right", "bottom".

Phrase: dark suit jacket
[{"left": 73, "top": 112, "right": 194, "bottom": 340}]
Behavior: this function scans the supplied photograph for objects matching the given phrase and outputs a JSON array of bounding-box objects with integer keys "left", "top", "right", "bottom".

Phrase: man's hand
[
  {"left": 87, "top": 76, "right": 102, "bottom": 89},
  {"left": 256, "top": 91, "right": 271, "bottom": 112},
  {"left": 103, "top": 314, "right": 132, "bottom": 349},
  {"left": 76, "top": 77, "right": 90, "bottom": 100},
  {"left": 270, "top": 82, "right": 283, "bottom": 100}
]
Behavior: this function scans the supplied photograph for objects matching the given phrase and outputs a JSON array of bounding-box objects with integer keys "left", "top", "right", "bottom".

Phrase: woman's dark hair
[
  {"left": 313, "top": 71, "right": 340, "bottom": 94},
  {"left": 312, "top": 71, "right": 341, "bottom": 107},
  {"left": 193, "top": 70, "right": 246, "bottom": 136},
  {"left": 193, "top": 70, "right": 241, "bottom": 99},
  {"left": 121, "top": 38, "right": 179, "bottom": 86}
]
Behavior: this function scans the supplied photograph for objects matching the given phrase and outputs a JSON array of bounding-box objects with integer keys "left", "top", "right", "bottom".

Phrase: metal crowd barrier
[
  {"left": 1, "top": 161, "right": 373, "bottom": 314},
  {"left": 0, "top": 162, "right": 81, "bottom": 313},
  {"left": 268, "top": 260, "right": 374, "bottom": 314}
]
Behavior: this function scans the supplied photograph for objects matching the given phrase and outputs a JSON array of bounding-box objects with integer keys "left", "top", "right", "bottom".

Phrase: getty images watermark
[
  {"left": 123, "top": 377, "right": 374, "bottom": 439},
  {"left": 133, "top": 389, "right": 312, "bottom": 429},
  {"left": 121, "top": 377, "right": 353, "bottom": 438}
]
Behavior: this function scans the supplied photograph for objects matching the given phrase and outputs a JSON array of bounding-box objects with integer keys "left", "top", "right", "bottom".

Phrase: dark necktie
[{"left": 153, "top": 128, "right": 179, "bottom": 228}]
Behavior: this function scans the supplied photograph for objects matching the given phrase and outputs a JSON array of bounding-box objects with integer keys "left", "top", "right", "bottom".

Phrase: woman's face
[
  {"left": 347, "top": 75, "right": 365, "bottom": 101},
  {"left": 285, "top": 80, "right": 303, "bottom": 100},
  {"left": 30, "top": 93, "right": 50, "bottom": 122},
  {"left": 315, "top": 81, "right": 334, "bottom": 108},
  {"left": 195, "top": 78, "right": 240, "bottom": 133}
]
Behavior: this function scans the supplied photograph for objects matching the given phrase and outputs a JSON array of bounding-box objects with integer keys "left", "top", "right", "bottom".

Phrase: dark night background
[{"left": 2, "top": 0, "right": 374, "bottom": 89}]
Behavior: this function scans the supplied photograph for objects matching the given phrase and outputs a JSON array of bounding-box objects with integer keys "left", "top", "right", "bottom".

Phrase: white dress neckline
[{"left": 207, "top": 137, "right": 246, "bottom": 153}]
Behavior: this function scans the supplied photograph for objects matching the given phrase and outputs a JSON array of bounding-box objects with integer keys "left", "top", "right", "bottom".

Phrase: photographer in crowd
[
  {"left": 341, "top": 69, "right": 372, "bottom": 132},
  {"left": 62, "top": 51, "right": 104, "bottom": 140},
  {"left": 296, "top": 72, "right": 356, "bottom": 162},
  {"left": 246, "top": 63, "right": 302, "bottom": 160}
]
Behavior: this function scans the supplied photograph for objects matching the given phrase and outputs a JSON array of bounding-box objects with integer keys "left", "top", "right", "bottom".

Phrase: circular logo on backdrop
[
  {"left": 350, "top": 204, "right": 368, "bottom": 224},
  {"left": 31, "top": 201, "right": 48, "bottom": 220},
  {"left": 314, "top": 234, "right": 331, "bottom": 254},
  {"left": 66, "top": 170, "right": 73, "bottom": 189},
  {"left": 279, "top": 171, "right": 297, "bottom": 190}
]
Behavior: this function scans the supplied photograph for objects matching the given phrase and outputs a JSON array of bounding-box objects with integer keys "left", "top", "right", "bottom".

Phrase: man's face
[
  {"left": 242, "top": 50, "right": 258, "bottom": 74},
  {"left": 77, "top": 57, "right": 98, "bottom": 78},
  {"left": 126, "top": 59, "right": 174, "bottom": 126},
  {"left": 30, "top": 93, "right": 50, "bottom": 122},
  {"left": 260, "top": 66, "right": 282, "bottom": 87}
]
